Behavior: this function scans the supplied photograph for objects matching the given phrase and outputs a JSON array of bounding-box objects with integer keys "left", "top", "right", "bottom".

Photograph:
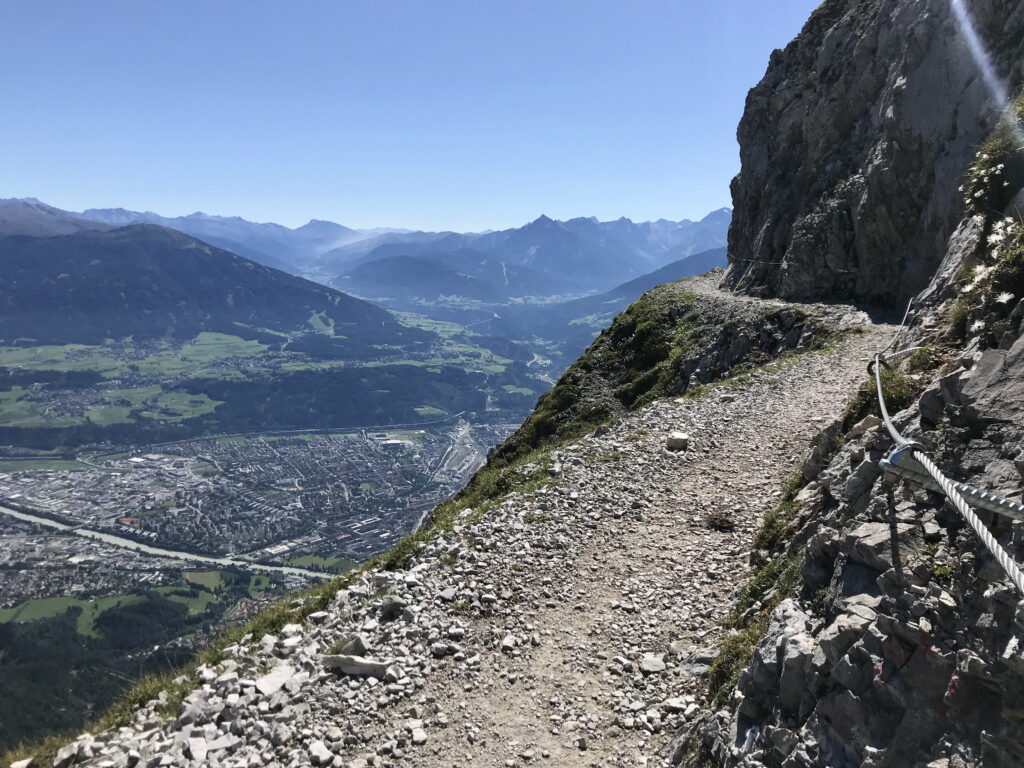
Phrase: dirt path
[{"left": 397, "top": 297, "right": 890, "bottom": 767}]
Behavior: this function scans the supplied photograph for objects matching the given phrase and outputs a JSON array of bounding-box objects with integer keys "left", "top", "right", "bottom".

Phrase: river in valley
[{"left": 0, "top": 504, "right": 325, "bottom": 579}]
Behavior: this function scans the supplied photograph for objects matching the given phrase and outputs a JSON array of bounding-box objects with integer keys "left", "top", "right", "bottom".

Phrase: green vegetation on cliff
[
  {"left": 964, "top": 95, "right": 1024, "bottom": 218},
  {"left": 483, "top": 283, "right": 819, "bottom": 473}
]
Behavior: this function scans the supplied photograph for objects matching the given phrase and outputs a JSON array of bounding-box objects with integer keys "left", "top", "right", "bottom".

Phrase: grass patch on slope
[
  {"left": 840, "top": 366, "right": 917, "bottom": 431},
  {"left": 486, "top": 284, "right": 822, "bottom": 473}
]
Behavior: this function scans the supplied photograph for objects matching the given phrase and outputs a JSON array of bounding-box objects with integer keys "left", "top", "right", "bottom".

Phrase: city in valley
[{"left": 0, "top": 419, "right": 516, "bottom": 626}]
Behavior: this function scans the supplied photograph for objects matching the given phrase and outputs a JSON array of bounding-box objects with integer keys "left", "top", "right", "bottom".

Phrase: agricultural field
[
  {"left": 0, "top": 594, "right": 145, "bottom": 638},
  {"left": 0, "top": 458, "right": 91, "bottom": 473},
  {"left": 0, "top": 327, "right": 543, "bottom": 447}
]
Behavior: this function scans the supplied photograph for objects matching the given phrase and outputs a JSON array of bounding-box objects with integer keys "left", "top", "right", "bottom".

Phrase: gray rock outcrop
[{"left": 725, "top": 0, "right": 1024, "bottom": 304}]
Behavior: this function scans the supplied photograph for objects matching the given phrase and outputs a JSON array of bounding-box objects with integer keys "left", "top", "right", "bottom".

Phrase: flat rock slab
[
  {"left": 321, "top": 654, "right": 392, "bottom": 678},
  {"left": 640, "top": 654, "right": 667, "bottom": 675},
  {"left": 255, "top": 663, "right": 295, "bottom": 696}
]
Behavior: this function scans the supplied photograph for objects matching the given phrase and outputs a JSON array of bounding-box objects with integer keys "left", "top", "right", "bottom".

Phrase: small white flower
[
  {"left": 995, "top": 292, "right": 1016, "bottom": 304},
  {"left": 970, "top": 319, "right": 986, "bottom": 332},
  {"left": 966, "top": 264, "right": 995, "bottom": 292},
  {"left": 974, "top": 190, "right": 984, "bottom": 198},
  {"left": 1005, "top": 181, "right": 1011, "bottom": 187},
  {"left": 958, "top": 185, "right": 965, "bottom": 192}
]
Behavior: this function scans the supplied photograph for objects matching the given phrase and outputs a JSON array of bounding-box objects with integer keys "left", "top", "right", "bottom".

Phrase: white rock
[
  {"left": 309, "top": 740, "right": 334, "bottom": 765},
  {"left": 662, "top": 697, "right": 688, "bottom": 712},
  {"left": 255, "top": 664, "right": 295, "bottom": 696},
  {"left": 322, "top": 654, "right": 392, "bottom": 677},
  {"left": 639, "top": 654, "right": 667, "bottom": 675},
  {"left": 846, "top": 414, "right": 881, "bottom": 438},
  {"left": 439, "top": 586, "right": 458, "bottom": 601},
  {"left": 187, "top": 737, "right": 208, "bottom": 763}
]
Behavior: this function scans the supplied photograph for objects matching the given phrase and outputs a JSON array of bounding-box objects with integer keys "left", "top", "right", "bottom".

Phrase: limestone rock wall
[{"left": 725, "top": 0, "right": 1024, "bottom": 305}]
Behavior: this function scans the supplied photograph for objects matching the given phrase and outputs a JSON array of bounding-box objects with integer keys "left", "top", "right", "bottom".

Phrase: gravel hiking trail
[{"left": 402, "top": 289, "right": 891, "bottom": 768}]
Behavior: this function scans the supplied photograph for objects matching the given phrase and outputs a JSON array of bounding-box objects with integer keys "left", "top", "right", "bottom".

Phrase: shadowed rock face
[{"left": 725, "top": 0, "right": 1024, "bottom": 305}]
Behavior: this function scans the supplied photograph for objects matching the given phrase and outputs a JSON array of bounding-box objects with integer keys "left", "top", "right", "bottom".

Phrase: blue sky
[{"left": 1, "top": 1, "right": 820, "bottom": 230}]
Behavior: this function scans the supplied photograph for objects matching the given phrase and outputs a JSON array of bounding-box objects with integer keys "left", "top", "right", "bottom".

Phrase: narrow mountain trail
[
  {"left": 43, "top": 286, "right": 893, "bottom": 768},
  {"left": 392, "top": 291, "right": 892, "bottom": 768}
]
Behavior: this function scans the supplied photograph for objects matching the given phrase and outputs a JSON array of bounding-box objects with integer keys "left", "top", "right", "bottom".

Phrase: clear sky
[{"left": 1, "top": 1, "right": 820, "bottom": 231}]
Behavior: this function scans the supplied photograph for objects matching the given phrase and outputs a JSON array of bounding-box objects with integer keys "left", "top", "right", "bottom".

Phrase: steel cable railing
[{"left": 872, "top": 322, "right": 1024, "bottom": 597}]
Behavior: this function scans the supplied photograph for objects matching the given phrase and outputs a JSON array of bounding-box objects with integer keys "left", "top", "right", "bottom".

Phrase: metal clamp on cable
[{"left": 880, "top": 443, "right": 938, "bottom": 489}]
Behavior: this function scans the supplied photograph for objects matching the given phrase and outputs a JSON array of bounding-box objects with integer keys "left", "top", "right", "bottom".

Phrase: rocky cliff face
[
  {"left": 725, "top": 0, "right": 1024, "bottom": 305},
  {"left": 673, "top": 0, "right": 1024, "bottom": 765},
  {"left": 676, "top": 209, "right": 1024, "bottom": 766}
]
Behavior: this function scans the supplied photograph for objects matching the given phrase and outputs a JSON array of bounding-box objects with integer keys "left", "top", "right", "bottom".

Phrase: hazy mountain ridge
[
  {"left": 324, "top": 208, "right": 731, "bottom": 296},
  {"left": 75, "top": 208, "right": 355, "bottom": 273},
  {"left": 0, "top": 198, "right": 112, "bottom": 238},
  {"left": 335, "top": 255, "right": 506, "bottom": 304},
  {"left": 0, "top": 198, "right": 729, "bottom": 303},
  {"left": 0, "top": 224, "right": 424, "bottom": 348}
]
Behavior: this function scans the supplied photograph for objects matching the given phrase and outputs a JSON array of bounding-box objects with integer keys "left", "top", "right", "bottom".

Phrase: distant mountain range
[
  {"left": 325, "top": 210, "right": 731, "bottom": 296},
  {"left": 0, "top": 198, "right": 729, "bottom": 298},
  {"left": 0, "top": 196, "right": 730, "bottom": 369},
  {"left": 75, "top": 207, "right": 374, "bottom": 273}
]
